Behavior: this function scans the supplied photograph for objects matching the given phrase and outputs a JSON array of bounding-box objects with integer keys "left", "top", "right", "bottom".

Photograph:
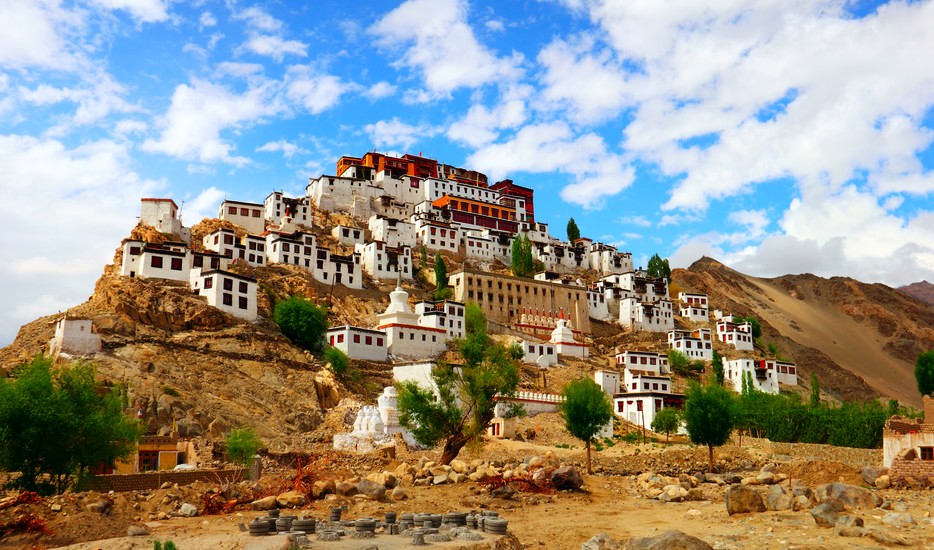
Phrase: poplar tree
[{"left": 566, "top": 218, "right": 581, "bottom": 243}]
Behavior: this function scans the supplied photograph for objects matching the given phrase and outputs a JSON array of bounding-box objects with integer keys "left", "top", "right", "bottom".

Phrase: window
[
  {"left": 129, "top": 246, "right": 141, "bottom": 255},
  {"left": 223, "top": 278, "right": 233, "bottom": 291},
  {"left": 239, "top": 296, "right": 248, "bottom": 309},
  {"left": 170, "top": 257, "right": 183, "bottom": 271},
  {"left": 365, "top": 336, "right": 372, "bottom": 345},
  {"left": 353, "top": 334, "right": 360, "bottom": 343},
  {"left": 239, "top": 281, "right": 248, "bottom": 293},
  {"left": 194, "top": 255, "right": 203, "bottom": 268},
  {"left": 377, "top": 337, "right": 383, "bottom": 347},
  {"left": 224, "top": 234, "right": 234, "bottom": 245},
  {"left": 228, "top": 206, "right": 237, "bottom": 215},
  {"left": 223, "top": 293, "right": 232, "bottom": 306},
  {"left": 252, "top": 209, "right": 261, "bottom": 217},
  {"left": 150, "top": 255, "right": 163, "bottom": 268},
  {"left": 204, "top": 277, "right": 213, "bottom": 289}
]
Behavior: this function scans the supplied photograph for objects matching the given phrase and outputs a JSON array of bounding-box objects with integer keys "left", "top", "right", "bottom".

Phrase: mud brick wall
[
  {"left": 89, "top": 469, "right": 245, "bottom": 492},
  {"left": 890, "top": 459, "right": 934, "bottom": 483}
]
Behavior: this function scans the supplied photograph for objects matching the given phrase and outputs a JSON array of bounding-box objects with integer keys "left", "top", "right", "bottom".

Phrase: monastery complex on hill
[{"left": 58, "top": 151, "right": 799, "bottom": 435}]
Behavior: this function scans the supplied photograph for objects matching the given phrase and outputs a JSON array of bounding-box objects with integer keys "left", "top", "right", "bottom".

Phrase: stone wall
[
  {"left": 890, "top": 458, "right": 934, "bottom": 484},
  {"left": 89, "top": 468, "right": 244, "bottom": 492}
]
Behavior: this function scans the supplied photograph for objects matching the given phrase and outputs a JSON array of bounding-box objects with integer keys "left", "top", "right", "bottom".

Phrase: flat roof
[
  {"left": 199, "top": 269, "right": 257, "bottom": 283},
  {"left": 141, "top": 198, "right": 178, "bottom": 209}
]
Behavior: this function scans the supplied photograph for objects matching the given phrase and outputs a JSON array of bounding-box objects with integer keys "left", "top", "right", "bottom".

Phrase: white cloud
[
  {"left": 256, "top": 140, "right": 305, "bottom": 159},
  {"left": 364, "top": 118, "right": 438, "bottom": 151},
  {"left": 232, "top": 6, "right": 282, "bottom": 32},
  {"left": 142, "top": 78, "right": 280, "bottom": 166},
  {"left": 447, "top": 84, "right": 531, "bottom": 147},
  {"left": 620, "top": 215, "right": 652, "bottom": 228},
  {"left": 91, "top": 0, "right": 170, "bottom": 23},
  {"left": 0, "top": 0, "right": 85, "bottom": 71},
  {"left": 19, "top": 72, "right": 138, "bottom": 135},
  {"left": 369, "top": 0, "right": 523, "bottom": 99},
  {"left": 215, "top": 62, "right": 265, "bottom": 78},
  {"left": 285, "top": 66, "right": 347, "bottom": 114},
  {"left": 114, "top": 119, "right": 147, "bottom": 136},
  {"left": 485, "top": 19, "right": 505, "bottom": 32},
  {"left": 199, "top": 11, "right": 216, "bottom": 29},
  {"left": 363, "top": 81, "right": 397, "bottom": 100},
  {"left": 728, "top": 209, "right": 769, "bottom": 239},
  {"left": 183, "top": 186, "right": 226, "bottom": 224},
  {"left": 239, "top": 33, "right": 308, "bottom": 61},
  {"left": 0, "top": 134, "right": 163, "bottom": 344}
]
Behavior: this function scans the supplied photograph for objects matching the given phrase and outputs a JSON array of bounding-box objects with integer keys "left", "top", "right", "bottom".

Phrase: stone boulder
[
  {"left": 657, "top": 485, "right": 688, "bottom": 503},
  {"left": 583, "top": 533, "right": 622, "bottom": 550},
  {"left": 127, "top": 525, "right": 149, "bottom": 537},
  {"left": 861, "top": 466, "right": 889, "bottom": 486},
  {"left": 312, "top": 479, "right": 336, "bottom": 499},
  {"left": 815, "top": 483, "right": 882, "bottom": 509},
  {"left": 276, "top": 490, "right": 307, "bottom": 508},
  {"left": 725, "top": 485, "right": 765, "bottom": 515},
  {"left": 882, "top": 512, "right": 915, "bottom": 528},
  {"left": 810, "top": 500, "right": 844, "bottom": 528},
  {"left": 624, "top": 530, "right": 713, "bottom": 550},
  {"left": 250, "top": 495, "right": 278, "bottom": 511},
  {"left": 765, "top": 485, "right": 793, "bottom": 511},
  {"left": 450, "top": 459, "right": 468, "bottom": 474},
  {"left": 177, "top": 503, "right": 198, "bottom": 517},
  {"left": 336, "top": 481, "right": 359, "bottom": 497},
  {"left": 357, "top": 479, "right": 387, "bottom": 501},
  {"left": 391, "top": 486, "right": 408, "bottom": 500},
  {"left": 552, "top": 466, "right": 584, "bottom": 491}
]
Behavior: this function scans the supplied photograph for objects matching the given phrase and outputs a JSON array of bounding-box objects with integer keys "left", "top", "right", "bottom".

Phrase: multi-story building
[
  {"left": 668, "top": 328, "right": 713, "bottom": 360},
  {"left": 716, "top": 316, "right": 755, "bottom": 351},
  {"left": 356, "top": 241, "right": 413, "bottom": 280},
  {"left": 620, "top": 297, "right": 675, "bottom": 332},
  {"left": 615, "top": 350, "right": 670, "bottom": 374},
  {"left": 219, "top": 200, "right": 265, "bottom": 235}
]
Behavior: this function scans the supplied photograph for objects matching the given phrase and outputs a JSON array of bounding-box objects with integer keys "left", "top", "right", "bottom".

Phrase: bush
[
  {"left": 650, "top": 407, "right": 680, "bottom": 441},
  {"left": 324, "top": 346, "right": 349, "bottom": 374},
  {"left": 162, "top": 386, "right": 180, "bottom": 397},
  {"left": 668, "top": 349, "right": 704, "bottom": 377},
  {"left": 273, "top": 296, "right": 328, "bottom": 353},
  {"left": 225, "top": 427, "right": 262, "bottom": 467}
]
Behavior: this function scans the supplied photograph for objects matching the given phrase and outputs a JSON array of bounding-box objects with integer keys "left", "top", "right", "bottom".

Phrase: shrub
[
  {"left": 225, "top": 427, "right": 262, "bottom": 467},
  {"left": 273, "top": 296, "right": 328, "bottom": 353},
  {"left": 324, "top": 346, "right": 349, "bottom": 375}
]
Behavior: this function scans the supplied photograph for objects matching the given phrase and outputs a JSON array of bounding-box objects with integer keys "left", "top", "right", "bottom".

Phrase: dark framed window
[
  {"left": 238, "top": 296, "right": 248, "bottom": 309},
  {"left": 150, "top": 255, "right": 163, "bottom": 268},
  {"left": 223, "top": 278, "right": 233, "bottom": 291},
  {"left": 223, "top": 293, "right": 232, "bottom": 306},
  {"left": 170, "top": 257, "right": 183, "bottom": 271}
]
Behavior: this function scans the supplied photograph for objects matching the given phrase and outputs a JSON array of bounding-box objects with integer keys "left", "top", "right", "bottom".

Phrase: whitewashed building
[
  {"left": 589, "top": 243, "right": 633, "bottom": 275},
  {"left": 515, "top": 339, "right": 558, "bottom": 367},
  {"left": 668, "top": 328, "right": 713, "bottom": 361},
  {"left": 48, "top": 318, "right": 101, "bottom": 357},
  {"left": 587, "top": 287, "right": 612, "bottom": 321},
  {"left": 190, "top": 269, "right": 257, "bottom": 321},
  {"left": 327, "top": 325, "right": 388, "bottom": 362},
  {"left": 550, "top": 318, "right": 589, "bottom": 358},
  {"left": 122, "top": 241, "right": 191, "bottom": 281},
  {"left": 368, "top": 215, "right": 416, "bottom": 249},
  {"left": 414, "top": 300, "right": 466, "bottom": 339},
  {"left": 376, "top": 285, "right": 448, "bottom": 358},
  {"left": 678, "top": 292, "right": 709, "bottom": 322},
  {"left": 265, "top": 192, "right": 312, "bottom": 227},
  {"left": 717, "top": 318, "right": 755, "bottom": 351},
  {"left": 140, "top": 198, "right": 187, "bottom": 240},
  {"left": 414, "top": 217, "right": 459, "bottom": 253},
  {"left": 615, "top": 366, "right": 677, "bottom": 431},
  {"left": 615, "top": 350, "right": 670, "bottom": 375},
  {"left": 266, "top": 231, "right": 317, "bottom": 270},
  {"left": 594, "top": 369, "right": 621, "bottom": 396},
  {"left": 219, "top": 200, "right": 266, "bottom": 235},
  {"left": 620, "top": 297, "right": 674, "bottom": 332},
  {"left": 357, "top": 241, "right": 413, "bottom": 280},
  {"left": 724, "top": 358, "right": 778, "bottom": 394},
  {"left": 332, "top": 224, "right": 365, "bottom": 247}
]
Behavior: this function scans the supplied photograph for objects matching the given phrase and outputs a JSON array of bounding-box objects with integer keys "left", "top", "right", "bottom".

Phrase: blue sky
[{"left": 2, "top": 0, "right": 934, "bottom": 345}]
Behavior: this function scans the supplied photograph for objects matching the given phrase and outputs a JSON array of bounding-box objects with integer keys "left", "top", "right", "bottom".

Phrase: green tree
[
  {"left": 0, "top": 357, "right": 139, "bottom": 494},
  {"left": 668, "top": 349, "right": 703, "bottom": 377},
  {"left": 915, "top": 350, "right": 934, "bottom": 398},
  {"left": 647, "top": 253, "right": 671, "bottom": 281},
  {"left": 651, "top": 407, "right": 680, "bottom": 442},
  {"left": 324, "top": 346, "right": 349, "bottom": 374},
  {"left": 396, "top": 304, "right": 521, "bottom": 464},
  {"left": 683, "top": 382, "right": 735, "bottom": 472},
  {"left": 566, "top": 218, "right": 581, "bottom": 244},
  {"left": 711, "top": 350, "right": 724, "bottom": 385},
  {"left": 510, "top": 234, "right": 535, "bottom": 277},
  {"left": 560, "top": 378, "right": 612, "bottom": 474},
  {"left": 434, "top": 253, "right": 448, "bottom": 290},
  {"left": 735, "top": 316, "right": 762, "bottom": 339},
  {"left": 809, "top": 372, "right": 821, "bottom": 408},
  {"left": 225, "top": 427, "right": 262, "bottom": 466},
  {"left": 273, "top": 296, "right": 328, "bottom": 353}
]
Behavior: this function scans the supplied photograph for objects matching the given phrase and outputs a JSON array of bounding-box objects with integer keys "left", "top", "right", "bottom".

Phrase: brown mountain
[
  {"left": 899, "top": 281, "right": 934, "bottom": 306},
  {"left": 674, "top": 257, "right": 934, "bottom": 407}
]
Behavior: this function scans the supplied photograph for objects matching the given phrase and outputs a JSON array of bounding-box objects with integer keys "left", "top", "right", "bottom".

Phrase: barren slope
[{"left": 675, "top": 258, "right": 934, "bottom": 406}]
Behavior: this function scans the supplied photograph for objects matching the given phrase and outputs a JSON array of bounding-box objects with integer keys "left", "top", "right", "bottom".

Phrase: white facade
[
  {"left": 368, "top": 215, "right": 416, "bottom": 249},
  {"left": 516, "top": 339, "right": 558, "bottom": 367},
  {"left": 717, "top": 319, "right": 754, "bottom": 351},
  {"left": 680, "top": 305, "right": 709, "bottom": 322},
  {"left": 620, "top": 297, "right": 674, "bottom": 332},
  {"left": 550, "top": 318, "right": 589, "bottom": 358},
  {"left": 266, "top": 230, "right": 362, "bottom": 289},
  {"left": 136, "top": 246, "right": 191, "bottom": 281},
  {"left": 624, "top": 369, "right": 673, "bottom": 394},
  {"left": 414, "top": 217, "right": 459, "bottom": 253},
  {"left": 48, "top": 318, "right": 101, "bottom": 357},
  {"left": 332, "top": 224, "right": 365, "bottom": 247},
  {"left": 243, "top": 235, "right": 267, "bottom": 266},
  {"left": 219, "top": 200, "right": 266, "bottom": 235},
  {"left": 357, "top": 241, "right": 413, "bottom": 280},
  {"left": 190, "top": 269, "right": 258, "bottom": 321},
  {"left": 265, "top": 192, "right": 312, "bottom": 227},
  {"left": 587, "top": 288, "right": 612, "bottom": 320},
  {"left": 594, "top": 369, "right": 621, "bottom": 396},
  {"left": 615, "top": 350, "right": 669, "bottom": 375},
  {"left": 589, "top": 243, "right": 633, "bottom": 275},
  {"left": 140, "top": 198, "right": 185, "bottom": 238},
  {"left": 678, "top": 292, "right": 709, "bottom": 322},
  {"left": 377, "top": 286, "right": 448, "bottom": 358},
  {"left": 414, "top": 300, "right": 465, "bottom": 339},
  {"left": 327, "top": 326, "right": 388, "bottom": 362},
  {"left": 614, "top": 393, "right": 670, "bottom": 430},
  {"left": 724, "top": 359, "right": 778, "bottom": 394},
  {"left": 668, "top": 328, "right": 713, "bottom": 360}
]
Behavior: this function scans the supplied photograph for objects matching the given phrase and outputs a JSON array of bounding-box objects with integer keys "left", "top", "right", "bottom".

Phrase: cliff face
[
  {"left": 899, "top": 281, "right": 934, "bottom": 306},
  {"left": 674, "top": 257, "right": 934, "bottom": 406}
]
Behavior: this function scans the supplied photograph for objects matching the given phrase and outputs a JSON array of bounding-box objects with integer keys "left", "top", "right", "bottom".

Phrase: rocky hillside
[
  {"left": 899, "top": 280, "right": 934, "bottom": 306},
  {"left": 674, "top": 257, "right": 934, "bottom": 406}
]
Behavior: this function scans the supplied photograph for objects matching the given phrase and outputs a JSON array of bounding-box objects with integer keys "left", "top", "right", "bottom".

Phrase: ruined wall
[{"left": 89, "top": 468, "right": 244, "bottom": 492}]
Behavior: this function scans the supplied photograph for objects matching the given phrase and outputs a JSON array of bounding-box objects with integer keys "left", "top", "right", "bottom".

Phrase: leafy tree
[
  {"left": 560, "top": 378, "right": 612, "bottom": 474},
  {"left": 566, "top": 218, "right": 581, "bottom": 244},
  {"left": 647, "top": 253, "right": 671, "bottom": 282},
  {"left": 735, "top": 316, "right": 762, "bottom": 339},
  {"left": 915, "top": 350, "right": 934, "bottom": 398},
  {"left": 0, "top": 357, "right": 139, "bottom": 494},
  {"left": 225, "top": 427, "right": 262, "bottom": 466},
  {"left": 683, "top": 381, "right": 735, "bottom": 472},
  {"left": 324, "top": 346, "right": 349, "bottom": 374},
  {"left": 651, "top": 407, "right": 680, "bottom": 442},
  {"left": 396, "top": 304, "right": 521, "bottom": 464},
  {"left": 510, "top": 234, "right": 534, "bottom": 278},
  {"left": 273, "top": 296, "right": 328, "bottom": 353},
  {"left": 711, "top": 350, "right": 724, "bottom": 385},
  {"left": 887, "top": 399, "right": 900, "bottom": 418},
  {"left": 434, "top": 253, "right": 448, "bottom": 290},
  {"left": 809, "top": 372, "right": 820, "bottom": 408},
  {"left": 668, "top": 349, "right": 704, "bottom": 377}
]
